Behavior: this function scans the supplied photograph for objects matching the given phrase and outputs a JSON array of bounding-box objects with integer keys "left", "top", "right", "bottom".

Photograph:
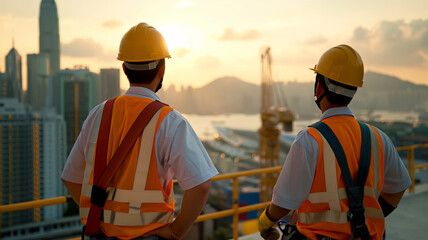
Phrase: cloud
[
  {"left": 349, "top": 19, "right": 428, "bottom": 66},
  {"left": 102, "top": 19, "right": 124, "bottom": 29},
  {"left": 61, "top": 38, "right": 115, "bottom": 59},
  {"left": 195, "top": 55, "right": 221, "bottom": 69},
  {"left": 173, "top": 47, "right": 191, "bottom": 58},
  {"left": 302, "top": 35, "right": 328, "bottom": 45},
  {"left": 351, "top": 27, "right": 370, "bottom": 42},
  {"left": 216, "top": 27, "right": 261, "bottom": 41}
]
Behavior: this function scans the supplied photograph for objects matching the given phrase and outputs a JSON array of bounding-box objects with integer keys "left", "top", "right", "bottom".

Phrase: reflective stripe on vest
[
  {"left": 296, "top": 117, "right": 386, "bottom": 240},
  {"left": 298, "top": 125, "right": 383, "bottom": 225},
  {"left": 79, "top": 98, "right": 174, "bottom": 229}
]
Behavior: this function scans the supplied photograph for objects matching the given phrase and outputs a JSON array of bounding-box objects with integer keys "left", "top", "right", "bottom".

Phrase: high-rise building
[
  {"left": 39, "top": 108, "right": 67, "bottom": 221},
  {"left": 0, "top": 73, "right": 9, "bottom": 97},
  {"left": 100, "top": 68, "right": 120, "bottom": 102},
  {"left": 0, "top": 99, "right": 35, "bottom": 227},
  {"left": 39, "top": 0, "right": 60, "bottom": 74},
  {"left": 5, "top": 47, "right": 22, "bottom": 100},
  {"left": 48, "top": 68, "right": 98, "bottom": 153},
  {"left": 27, "top": 54, "right": 50, "bottom": 111},
  {"left": 0, "top": 99, "right": 67, "bottom": 227}
]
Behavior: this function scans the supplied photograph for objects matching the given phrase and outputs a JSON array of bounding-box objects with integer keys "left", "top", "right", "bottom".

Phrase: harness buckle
[
  {"left": 348, "top": 207, "right": 371, "bottom": 239},
  {"left": 90, "top": 185, "right": 108, "bottom": 207},
  {"left": 347, "top": 207, "right": 365, "bottom": 223}
]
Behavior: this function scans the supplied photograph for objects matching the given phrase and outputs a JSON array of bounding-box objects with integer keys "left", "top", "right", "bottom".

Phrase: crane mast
[{"left": 258, "top": 47, "right": 280, "bottom": 203}]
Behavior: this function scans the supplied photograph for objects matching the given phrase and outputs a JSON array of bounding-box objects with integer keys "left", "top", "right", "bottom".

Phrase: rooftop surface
[{"left": 239, "top": 183, "right": 428, "bottom": 240}]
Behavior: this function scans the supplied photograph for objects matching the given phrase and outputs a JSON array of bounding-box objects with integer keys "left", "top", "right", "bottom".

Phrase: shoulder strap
[
  {"left": 85, "top": 100, "right": 167, "bottom": 236},
  {"left": 311, "top": 121, "right": 354, "bottom": 188},
  {"left": 356, "top": 121, "right": 371, "bottom": 188},
  {"left": 93, "top": 98, "right": 116, "bottom": 186},
  {"left": 310, "top": 120, "right": 372, "bottom": 240},
  {"left": 310, "top": 121, "right": 372, "bottom": 190},
  {"left": 84, "top": 97, "right": 116, "bottom": 236}
]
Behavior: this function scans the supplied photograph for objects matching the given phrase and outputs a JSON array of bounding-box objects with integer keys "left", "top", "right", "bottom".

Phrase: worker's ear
[
  {"left": 157, "top": 62, "right": 165, "bottom": 78},
  {"left": 122, "top": 63, "right": 127, "bottom": 75},
  {"left": 315, "top": 79, "right": 325, "bottom": 97}
]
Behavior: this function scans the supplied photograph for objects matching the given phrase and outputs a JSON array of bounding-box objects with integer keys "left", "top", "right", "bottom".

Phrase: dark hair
[
  {"left": 123, "top": 59, "right": 165, "bottom": 84},
  {"left": 316, "top": 74, "right": 357, "bottom": 105}
]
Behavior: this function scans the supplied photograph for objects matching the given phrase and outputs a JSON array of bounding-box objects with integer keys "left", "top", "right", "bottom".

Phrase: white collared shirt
[
  {"left": 61, "top": 86, "right": 218, "bottom": 190},
  {"left": 272, "top": 107, "right": 412, "bottom": 210}
]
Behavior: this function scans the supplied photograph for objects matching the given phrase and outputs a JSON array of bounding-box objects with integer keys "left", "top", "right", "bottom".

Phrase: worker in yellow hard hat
[
  {"left": 61, "top": 22, "right": 218, "bottom": 240},
  {"left": 258, "top": 44, "right": 411, "bottom": 240}
]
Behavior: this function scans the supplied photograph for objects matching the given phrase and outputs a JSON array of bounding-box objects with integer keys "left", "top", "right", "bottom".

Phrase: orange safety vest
[
  {"left": 79, "top": 95, "right": 175, "bottom": 239},
  {"left": 296, "top": 116, "right": 385, "bottom": 240}
]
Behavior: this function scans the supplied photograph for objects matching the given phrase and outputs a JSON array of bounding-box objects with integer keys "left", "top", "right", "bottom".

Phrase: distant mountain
[
  {"left": 157, "top": 71, "right": 428, "bottom": 118},
  {"left": 351, "top": 72, "right": 428, "bottom": 112},
  {"left": 158, "top": 76, "right": 260, "bottom": 115}
]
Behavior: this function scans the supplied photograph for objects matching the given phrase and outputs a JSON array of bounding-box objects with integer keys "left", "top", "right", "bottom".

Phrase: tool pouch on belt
[
  {"left": 279, "top": 223, "right": 307, "bottom": 240},
  {"left": 278, "top": 213, "right": 307, "bottom": 240},
  {"left": 280, "top": 223, "right": 297, "bottom": 240}
]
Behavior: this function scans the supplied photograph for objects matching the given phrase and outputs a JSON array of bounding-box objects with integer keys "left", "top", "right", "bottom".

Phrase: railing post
[
  {"left": 233, "top": 177, "right": 239, "bottom": 240},
  {"left": 411, "top": 148, "right": 415, "bottom": 193},
  {"left": 406, "top": 150, "right": 413, "bottom": 193}
]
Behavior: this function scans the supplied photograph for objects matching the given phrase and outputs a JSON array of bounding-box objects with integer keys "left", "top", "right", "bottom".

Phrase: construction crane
[{"left": 258, "top": 47, "right": 294, "bottom": 203}]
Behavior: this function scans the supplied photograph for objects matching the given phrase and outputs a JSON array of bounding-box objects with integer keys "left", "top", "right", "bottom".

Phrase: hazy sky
[{"left": 1, "top": 0, "right": 428, "bottom": 90}]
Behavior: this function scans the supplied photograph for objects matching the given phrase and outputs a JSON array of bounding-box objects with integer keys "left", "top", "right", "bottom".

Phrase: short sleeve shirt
[
  {"left": 61, "top": 86, "right": 219, "bottom": 190},
  {"left": 271, "top": 107, "right": 412, "bottom": 210}
]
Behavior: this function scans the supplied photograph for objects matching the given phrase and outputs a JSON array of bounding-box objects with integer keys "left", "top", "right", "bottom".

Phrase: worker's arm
[
  {"left": 380, "top": 190, "right": 405, "bottom": 207},
  {"left": 378, "top": 189, "right": 406, "bottom": 217},
  {"left": 266, "top": 203, "right": 291, "bottom": 221},
  {"left": 377, "top": 130, "right": 411, "bottom": 217},
  {"left": 258, "top": 203, "right": 291, "bottom": 240},
  {"left": 143, "top": 179, "right": 211, "bottom": 239},
  {"left": 61, "top": 178, "right": 82, "bottom": 205}
]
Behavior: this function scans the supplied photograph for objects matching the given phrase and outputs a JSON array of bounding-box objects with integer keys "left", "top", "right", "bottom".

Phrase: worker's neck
[
  {"left": 129, "top": 83, "right": 157, "bottom": 92},
  {"left": 320, "top": 101, "right": 348, "bottom": 113}
]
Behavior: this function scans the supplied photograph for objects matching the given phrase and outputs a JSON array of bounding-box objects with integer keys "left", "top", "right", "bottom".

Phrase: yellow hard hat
[
  {"left": 117, "top": 23, "right": 171, "bottom": 62},
  {"left": 310, "top": 44, "right": 364, "bottom": 87}
]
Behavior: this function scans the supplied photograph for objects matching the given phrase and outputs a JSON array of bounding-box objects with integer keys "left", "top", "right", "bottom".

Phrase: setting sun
[{"left": 157, "top": 24, "right": 188, "bottom": 51}]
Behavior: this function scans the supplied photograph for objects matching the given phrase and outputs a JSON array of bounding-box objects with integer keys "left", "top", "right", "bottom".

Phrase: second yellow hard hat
[{"left": 310, "top": 44, "right": 364, "bottom": 87}]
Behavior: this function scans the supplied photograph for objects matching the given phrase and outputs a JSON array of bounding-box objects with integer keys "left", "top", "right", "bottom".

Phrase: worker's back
[
  {"left": 298, "top": 115, "right": 385, "bottom": 239},
  {"left": 79, "top": 95, "right": 175, "bottom": 239}
]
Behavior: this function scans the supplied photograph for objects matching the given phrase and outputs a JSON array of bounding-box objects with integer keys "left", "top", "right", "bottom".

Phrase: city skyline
[
  {"left": 0, "top": 0, "right": 110, "bottom": 229},
  {"left": 1, "top": 0, "right": 428, "bottom": 91}
]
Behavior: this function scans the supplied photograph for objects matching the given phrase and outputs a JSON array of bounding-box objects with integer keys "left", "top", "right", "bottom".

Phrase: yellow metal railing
[
  {"left": 1, "top": 142, "right": 427, "bottom": 239},
  {"left": 396, "top": 143, "right": 428, "bottom": 193},
  {"left": 195, "top": 166, "right": 282, "bottom": 239},
  {"left": 0, "top": 196, "right": 72, "bottom": 213},
  {"left": 0, "top": 166, "right": 282, "bottom": 240}
]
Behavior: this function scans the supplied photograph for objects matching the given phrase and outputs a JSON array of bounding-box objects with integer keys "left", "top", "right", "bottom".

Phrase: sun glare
[{"left": 157, "top": 25, "right": 188, "bottom": 51}]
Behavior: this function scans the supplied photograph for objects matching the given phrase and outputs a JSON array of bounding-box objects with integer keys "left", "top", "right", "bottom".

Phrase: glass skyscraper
[
  {"left": 5, "top": 47, "right": 22, "bottom": 100},
  {"left": 27, "top": 53, "right": 50, "bottom": 111},
  {"left": 39, "top": 0, "right": 60, "bottom": 75},
  {"left": 100, "top": 68, "right": 120, "bottom": 102},
  {"left": 48, "top": 68, "right": 98, "bottom": 154}
]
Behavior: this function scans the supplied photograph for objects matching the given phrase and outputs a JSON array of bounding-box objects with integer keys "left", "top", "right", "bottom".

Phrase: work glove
[{"left": 258, "top": 208, "right": 280, "bottom": 240}]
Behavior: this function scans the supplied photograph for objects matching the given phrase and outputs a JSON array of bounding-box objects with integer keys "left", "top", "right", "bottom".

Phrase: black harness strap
[{"left": 311, "top": 120, "right": 372, "bottom": 240}]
